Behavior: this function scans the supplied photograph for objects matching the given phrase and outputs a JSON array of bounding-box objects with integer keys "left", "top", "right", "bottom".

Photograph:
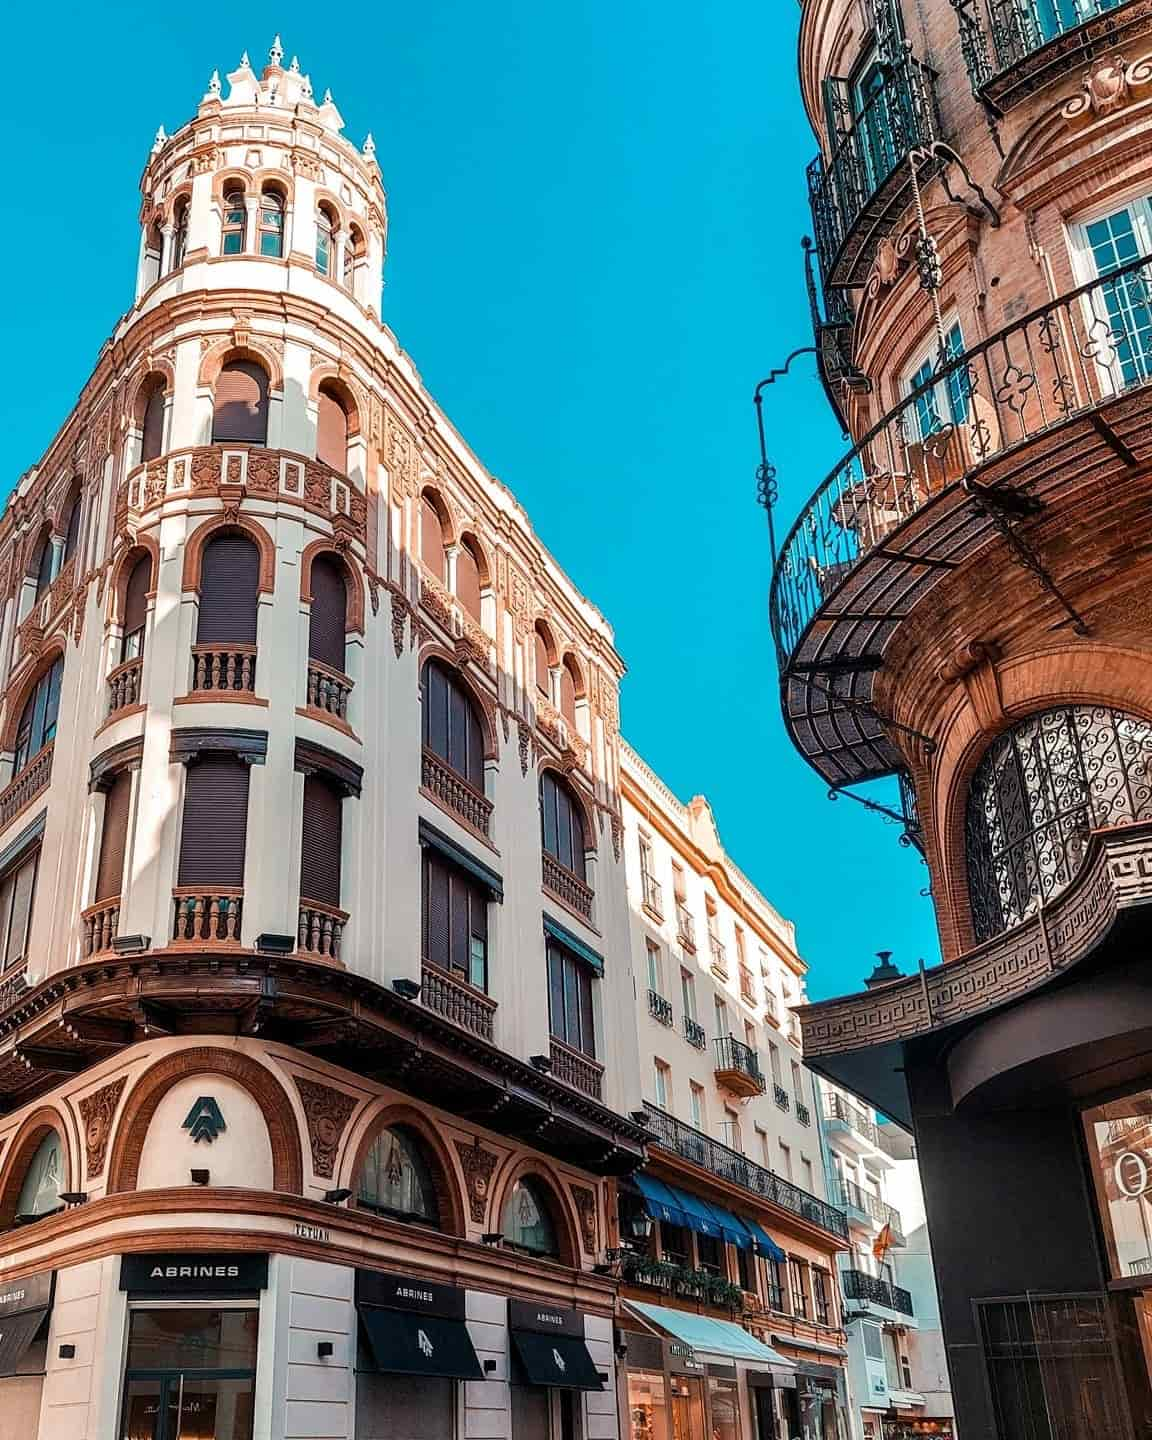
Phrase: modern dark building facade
[{"left": 771, "top": 0, "right": 1152, "bottom": 1437}]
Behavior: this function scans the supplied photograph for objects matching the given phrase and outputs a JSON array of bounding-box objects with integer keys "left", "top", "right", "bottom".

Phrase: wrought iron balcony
[
  {"left": 835, "top": 1179, "right": 905, "bottom": 1242},
  {"left": 644, "top": 1102, "right": 849, "bottom": 1241},
  {"left": 807, "top": 57, "right": 939, "bottom": 290},
  {"left": 951, "top": 0, "right": 1152, "bottom": 113},
  {"left": 675, "top": 902, "right": 696, "bottom": 951},
  {"left": 796, "top": 1100, "right": 812, "bottom": 1127},
  {"left": 641, "top": 870, "right": 664, "bottom": 920},
  {"left": 774, "top": 1083, "right": 790, "bottom": 1111},
  {"left": 771, "top": 254, "right": 1152, "bottom": 786},
  {"left": 825, "top": 1091, "right": 879, "bottom": 1146},
  {"left": 714, "top": 1035, "right": 766, "bottom": 1097},
  {"left": 683, "top": 1015, "right": 707, "bottom": 1049},
  {"left": 842, "top": 1267, "right": 914, "bottom": 1317},
  {"left": 648, "top": 989, "right": 674, "bottom": 1026}
]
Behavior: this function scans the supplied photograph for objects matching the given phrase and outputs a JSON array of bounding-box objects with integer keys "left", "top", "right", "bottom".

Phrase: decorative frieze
[
  {"left": 454, "top": 1136, "right": 500, "bottom": 1224},
  {"left": 77, "top": 1075, "right": 128, "bottom": 1179},
  {"left": 293, "top": 1078, "right": 358, "bottom": 1179}
]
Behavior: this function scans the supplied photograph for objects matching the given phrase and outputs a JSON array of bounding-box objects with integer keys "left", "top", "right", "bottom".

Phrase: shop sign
[
  {"left": 293, "top": 1222, "right": 330, "bottom": 1243},
  {"left": 508, "top": 1299, "right": 584, "bottom": 1337},
  {"left": 665, "top": 1340, "right": 706, "bottom": 1373},
  {"left": 120, "top": 1252, "right": 269, "bottom": 1295},
  {"left": 0, "top": 1271, "right": 53, "bottom": 1317},
  {"left": 356, "top": 1268, "right": 466, "bottom": 1320}
]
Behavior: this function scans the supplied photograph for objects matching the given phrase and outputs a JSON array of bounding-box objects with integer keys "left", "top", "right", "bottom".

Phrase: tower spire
[{"left": 268, "top": 33, "right": 284, "bottom": 68}]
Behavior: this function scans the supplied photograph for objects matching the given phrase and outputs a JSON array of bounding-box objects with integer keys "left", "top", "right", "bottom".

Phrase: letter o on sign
[{"left": 1116, "top": 1150, "right": 1150, "bottom": 1198}]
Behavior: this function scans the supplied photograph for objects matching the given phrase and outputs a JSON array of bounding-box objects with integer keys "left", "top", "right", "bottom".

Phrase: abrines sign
[
  {"left": 508, "top": 1299, "right": 584, "bottom": 1338},
  {"left": 0, "top": 1271, "right": 53, "bottom": 1318},
  {"left": 120, "top": 1253, "right": 269, "bottom": 1296},
  {"left": 355, "top": 1269, "right": 466, "bottom": 1320}
]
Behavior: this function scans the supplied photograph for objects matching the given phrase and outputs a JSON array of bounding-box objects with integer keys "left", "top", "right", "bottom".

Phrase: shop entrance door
[
  {"left": 119, "top": 1309, "right": 258, "bottom": 1440},
  {"left": 669, "top": 1375, "right": 706, "bottom": 1440}
]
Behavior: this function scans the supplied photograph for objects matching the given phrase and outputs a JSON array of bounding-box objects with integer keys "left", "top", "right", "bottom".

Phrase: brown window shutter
[
  {"left": 141, "top": 384, "right": 166, "bottom": 461},
  {"left": 456, "top": 543, "right": 482, "bottom": 621},
  {"left": 421, "top": 661, "right": 483, "bottom": 788},
  {"left": 0, "top": 852, "right": 38, "bottom": 970},
  {"left": 123, "top": 556, "right": 152, "bottom": 637},
  {"left": 95, "top": 770, "right": 133, "bottom": 901},
  {"left": 534, "top": 631, "right": 550, "bottom": 694},
  {"left": 316, "top": 386, "right": 349, "bottom": 471},
  {"left": 300, "top": 774, "right": 343, "bottom": 907},
  {"left": 560, "top": 663, "right": 577, "bottom": 727},
  {"left": 420, "top": 497, "right": 446, "bottom": 581},
  {"left": 422, "top": 849, "right": 451, "bottom": 969},
  {"left": 211, "top": 361, "right": 270, "bottom": 444},
  {"left": 541, "top": 772, "right": 586, "bottom": 880},
  {"left": 308, "top": 556, "right": 347, "bottom": 670},
  {"left": 196, "top": 532, "right": 260, "bottom": 644},
  {"left": 178, "top": 754, "right": 250, "bottom": 887},
  {"left": 63, "top": 492, "right": 82, "bottom": 565}
]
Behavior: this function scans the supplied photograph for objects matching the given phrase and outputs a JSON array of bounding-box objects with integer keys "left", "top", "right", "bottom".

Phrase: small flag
[{"left": 873, "top": 1222, "right": 893, "bottom": 1265}]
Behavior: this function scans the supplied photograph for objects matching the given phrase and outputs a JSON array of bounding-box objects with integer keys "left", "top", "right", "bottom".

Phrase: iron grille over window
[{"left": 965, "top": 706, "right": 1152, "bottom": 941}]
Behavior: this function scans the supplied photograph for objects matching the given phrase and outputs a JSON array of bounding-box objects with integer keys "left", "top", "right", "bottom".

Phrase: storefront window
[
  {"left": 708, "top": 1377, "right": 740, "bottom": 1440},
  {"left": 628, "top": 1370, "right": 670, "bottom": 1440},
  {"left": 669, "top": 1376, "right": 706, "bottom": 1440},
  {"left": 1085, "top": 1091, "right": 1152, "bottom": 1278},
  {"left": 119, "top": 1309, "right": 258, "bottom": 1440},
  {"left": 797, "top": 1376, "right": 847, "bottom": 1440},
  {"left": 356, "top": 1374, "right": 453, "bottom": 1439}
]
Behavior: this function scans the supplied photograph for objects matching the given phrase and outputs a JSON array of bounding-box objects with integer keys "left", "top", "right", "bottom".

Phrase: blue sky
[{"left": 0, "top": 2, "right": 939, "bottom": 997}]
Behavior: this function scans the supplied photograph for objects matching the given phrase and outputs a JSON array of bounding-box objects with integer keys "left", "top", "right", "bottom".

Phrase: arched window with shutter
[
  {"left": 343, "top": 224, "right": 365, "bottom": 294},
  {"left": 140, "top": 378, "right": 166, "bottom": 462},
  {"left": 560, "top": 656, "right": 582, "bottom": 728},
  {"left": 316, "top": 383, "right": 349, "bottom": 472},
  {"left": 171, "top": 197, "right": 189, "bottom": 269},
  {"left": 420, "top": 492, "right": 448, "bottom": 583},
  {"left": 258, "top": 188, "right": 285, "bottom": 257},
  {"left": 421, "top": 660, "right": 485, "bottom": 790},
  {"left": 29, "top": 532, "right": 54, "bottom": 601},
  {"left": 534, "top": 624, "right": 553, "bottom": 698},
  {"left": 196, "top": 532, "right": 260, "bottom": 645},
  {"left": 121, "top": 555, "right": 152, "bottom": 663},
  {"left": 315, "top": 205, "right": 336, "bottom": 275},
  {"left": 143, "top": 221, "right": 163, "bottom": 288},
  {"left": 0, "top": 845, "right": 38, "bottom": 974},
  {"left": 212, "top": 360, "right": 269, "bottom": 445},
  {"left": 540, "top": 770, "right": 588, "bottom": 883},
  {"left": 95, "top": 770, "right": 133, "bottom": 903},
  {"left": 13, "top": 657, "right": 63, "bottom": 777},
  {"left": 456, "top": 537, "right": 484, "bottom": 622},
  {"left": 308, "top": 555, "right": 348, "bottom": 673},
  {"left": 61, "top": 484, "right": 82, "bottom": 568},
  {"left": 221, "top": 187, "right": 247, "bottom": 254}
]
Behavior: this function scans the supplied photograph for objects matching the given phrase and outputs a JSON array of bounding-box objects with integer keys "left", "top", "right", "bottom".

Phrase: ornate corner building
[
  {"left": 775, "top": 0, "right": 1152, "bottom": 1436},
  {"left": 0, "top": 40, "right": 657, "bottom": 1440}
]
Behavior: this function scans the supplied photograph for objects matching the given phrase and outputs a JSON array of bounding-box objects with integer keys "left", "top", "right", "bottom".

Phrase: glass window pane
[
  {"left": 169, "top": 1377, "right": 255, "bottom": 1440},
  {"left": 121, "top": 1378, "right": 163, "bottom": 1440},
  {"left": 125, "top": 1310, "right": 259, "bottom": 1371}
]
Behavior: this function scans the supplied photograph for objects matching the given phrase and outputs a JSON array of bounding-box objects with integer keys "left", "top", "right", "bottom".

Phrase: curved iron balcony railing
[
  {"left": 771, "top": 253, "right": 1152, "bottom": 784},
  {"left": 807, "top": 57, "right": 939, "bottom": 290},
  {"left": 953, "top": 0, "right": 1152, "bottom": 113}
]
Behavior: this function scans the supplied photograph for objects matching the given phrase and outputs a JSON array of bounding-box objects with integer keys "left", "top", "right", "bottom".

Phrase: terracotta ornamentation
[
  {"left": 454, "top": 1136, "right": 499, "bottom": 1224},
  {"left": 294, "top": 1077, "right": 358, "bottom": 1179},
  {"left": 390, "top": 590, "right": 409, "bottom": 658},
  {"left": 77, "top": 1075, "right": 128, "bottom": 1179},
  {"left": 571, "top": 1185, "right": 597, "bottom": 1254}
]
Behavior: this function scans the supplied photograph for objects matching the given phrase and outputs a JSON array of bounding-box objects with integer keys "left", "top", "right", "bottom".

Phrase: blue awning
[
  {"left": 634, "top": 1178, "right": 767, "bottom": 1253},
  {"left": 542, "top": 914, "right": 604, "bottom": 975},
  {"left": 740, "top": 1216, "right": 787, "bottom": 1263},
  {"left": 633, "top": 1174, "right": 693, "bottom": 1228},
  {"left": 626, "top": 1302, "right": 796, "bottom": 1370}
]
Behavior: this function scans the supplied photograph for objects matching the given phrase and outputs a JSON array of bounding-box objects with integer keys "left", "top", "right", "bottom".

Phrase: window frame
[
  {"left": 13, "top": 657, "right": 63, "bottom": 777},
  {"left": 221, "top": 188, "right": 247, "bottom": 255},
  {"left": 257, "top": 189, "right": 285, "bottom": 258},
  {"left": 902, "top": 317, "right": 969, "bottom": 441},
  {"left": 546, "top": 937, "right": 597, "bottom": 1058}
]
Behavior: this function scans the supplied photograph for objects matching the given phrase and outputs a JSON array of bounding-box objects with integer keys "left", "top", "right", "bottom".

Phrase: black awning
[
  {"left": 359, "top": 1306, "right": 483, "bottom": 1380},
  {"left": 0, "top": 1309, "right": 48, "bottom": 1378},
  {"left": 510, "top": 1331, "right": 604, "bottom": 1391}
]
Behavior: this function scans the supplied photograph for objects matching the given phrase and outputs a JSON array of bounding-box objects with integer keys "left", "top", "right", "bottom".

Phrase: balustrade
[
  {"left": 422, "top": 748, "right": 493, "bottom": 837},
  {"left": 0, "top": 745, "right": 53, "bottom": 832},
  {"left": 107, "top": 657, "right": 143, "bottom": 715},
  {"left": 549, "top": 1038, "right": 604, "bottom": 1100},
  {"left": 82, "top": 898, "right": 120, "bottom": 956},
  {"left": 421, "top": 963, "right": 497, "bottom": 1041},
  {"left": 191, "top": 644, "right": 257, "bottom": 695},
  {"left": 172, "top": 889, "right": 244, "bottom": 944},
  {"left": 298, "top": 901, "right": 347, "bottom": 960},
  {"left": 306, "top": 661, "right": 353, "bottom": 721},
  {"left": 542, "top": 851, "right": 594, "bottom": 920}
]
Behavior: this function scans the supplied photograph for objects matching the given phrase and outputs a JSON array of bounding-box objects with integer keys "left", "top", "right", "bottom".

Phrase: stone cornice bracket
[{"left": 937, "top": 639, "right": 1005, "bottom": 730}]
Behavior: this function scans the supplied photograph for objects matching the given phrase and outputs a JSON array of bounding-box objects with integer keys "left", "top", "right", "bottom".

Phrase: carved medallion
[
  {"left": 294, "top": 1078, "right": 358, "bottom": 1179},
  {"left": 78, "top": 1075, "right": 127, "bottom": 1178},
  {"left": 454, "top": 1137, "right": 499, "bottom": 1224},
  {"left": 571, "top": 1185, "right": 597, "bottom": 1254}
]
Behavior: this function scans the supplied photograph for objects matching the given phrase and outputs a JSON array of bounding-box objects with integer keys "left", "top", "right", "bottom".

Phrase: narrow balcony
[
  {"left": 835, "top": 1179, "right": 905, "bottom": 1243},
  {"left": 421, "top": 962, "right": 497, "bottom": 1042},
  {"left": 675, "top": 902, "right": 696, "bottom": 952},
  {"left": 773, "top": 1083, "right": 790, "bottom": 1111},
  {"left": 641, "top": 870, "right": 664, "bottom": 921},
  {"left": 189, "top": 644, "right": 257, "bottom": 697},
  {"left": 644, "top": 1102, "right": 850, "bottom": 1241},
  {"left": 82, "top": 898, "right": 120, "bottom": 957},
  {"left": 306, "top": 661, "right": 353, "bottom": 723},
  {"left": 683, "top": 1015, "right": 707, "bottom": 1050},
  {"left": 615, "top": 1250, "right": 746, "bottom": 1311},
  {"left": 708, "top": 933, "right": 727, "bottom": 977},
  {"left": 824, "top": 1091, "right": 879, "bottom": 1149},
  {"left": 953, "top": 0, "right": 1152, "bottom": 113},
  {"left": 172, "top": 889, "right": 244, "bottom": 945},
  {"left": 842, "top": 1267, "right": 914, "bottom": 1318},
  {"left": 422, "top": 747, "right": 493, "bottom": 838},
  {"left": 298, "top": 900, "right": 347, "bottom": 961},
  {"left": 106, "top": 657, "right": 143, "bottom": 716},
  {"left": 807, "top": 56, "right": 939, "bottom": 289},
  {"left": 549, "top": 1038, "right": 604, "bottom": 1100},
  {"left": 542, "top": 851, "right": 594, "bottom": 922},
  {"left": 796, "top": 1100, "right": 812, "bottom": 1127},
  {"left": 648, "top": 989, "right": 674, "bottom": 1026},
  {"left": 771, "top": 255, "right": 1152, "bottom": 787},
  {"left": 714, "top": 1035, "right": 766, "bottom": 1097},
  {"left": 0, "top": 745, "right": 53, "bottom": 832}
]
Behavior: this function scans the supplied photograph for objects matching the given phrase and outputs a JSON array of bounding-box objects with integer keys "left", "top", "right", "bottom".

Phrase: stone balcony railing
[
  {"left": 298, "top": 900, "right": 347, "bottom": 960},
  {"left": 81, "top": 898, "right": 120, "bottom": 957},
  {"left": 306, "top": 661, "right": 353, "bottom": 722},
  {"left": 542, "top": 851, "right": 594, "bottom": 921},
  {"left": 0, "top": 745, "right": 53, "bottom": 833},
  {"left": 172, "top": 889, "right": 244, "bottom": 945},
  {"left": 421, "top": 748, "right": 493, "bottom": 837},
  {"left": 190, "top": 644, "right": 257, "bottom": 696},
  {"left": 421, "top": 963, "right": 497, "bottom": 1042},
  {"left": 549, "top": 1038, "right": 604, "bottom": 1100},
  {"left": 106, "top": 657, "right": 143, "bottom": 716}
]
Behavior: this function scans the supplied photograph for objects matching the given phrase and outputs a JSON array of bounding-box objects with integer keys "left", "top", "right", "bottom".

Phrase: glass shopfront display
[
  {"left": 669, "top": 1375, "right": 707, "bottom": 1440},
  {"left": 118, "top": 1309, "right": 258, "bottom": 1440},
  {"left": 1085, "top": 1091, "right": 1152, "bottom": 1279},
  {"left": 628, "top": 1369, "right": 671, "bottom": 1440},
  {"left": 708, "top": 1377, "right": 741, "bottom": 1440}
]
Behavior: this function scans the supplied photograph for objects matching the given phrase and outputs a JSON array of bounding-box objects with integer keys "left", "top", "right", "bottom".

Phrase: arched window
[
  {"left": 501, "top": 1177, "right": 559, "bottom": 1257},
  {"left": 420, "top": 492, "right": 448, "bottom": 583},
  {"left": 140, "top": 378, "right": 166, "bottom": 462},
  {"left": 171, "top": 197, "right": 189, "bottom": 269},
  {"left": 540, "top": 771, "right": 587, "bottom": 881},
  {"left": 560, "top": 656, "right": 582, "bottom": 729},
  {"left": 343, "top": 224, "right": 365, "bottom": 293},
  {"left": 308, "top": 555, "right": 348, "bottom": 672},
  {"left": 13, "top": 1132, "right": 63, "bottom": 1224},
  {"left": 221, "top": 187, "right": 247, "bottom": 254},
  {"left": 456, "top": 538, "right": 484, "bottom": 622},
  {"left": 258, "top": 188, "right": 285, "bottom": 257},
  {"left": 143, "top": 221, "right": 163, "bottom": 288},
  {"left": 61, "top": 484, "right": 82, "bottom": 568},
  {"left": 197, "top": 532, "right": 260, "bottom": 646},
  {"left": 966, "top": 705, "right": 1152, "bottom": 941},
  {"left": 29, "top": 533, "right": 54, "bottom": 601},
  {"left": 14, "top": 656, "right": 63, "bottom": 776},
  {"left": 316, "top": 383, "right": 349, "bottom": 472},
  {"left": 121, "top": 554, "right": 152, "bottom": 663},
  {"left": 422, "top": 660, "right": 484, "bottom": 789},
  {"left": 315, "top": 206, "right": 335, "bottom": 276},
  {"left": 534, "top": 625, "right": 553, "bottom": 698},
  {"left": 211, "top": 360, "right": 269, "bottom": 445},
  {"left": 357, "top": 1125, "right": 440, "bottom": 1226}
]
